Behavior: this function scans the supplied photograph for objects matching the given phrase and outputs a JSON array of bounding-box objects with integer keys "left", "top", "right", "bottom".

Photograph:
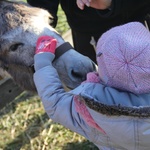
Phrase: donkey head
[{"left": 0, "top": 0, "right": 96, "bottom": 92}]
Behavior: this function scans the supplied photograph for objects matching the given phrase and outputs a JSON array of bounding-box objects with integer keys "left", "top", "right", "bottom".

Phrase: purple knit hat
[{"left": 96, "top": 22, "right": 150, "bottom": 94}]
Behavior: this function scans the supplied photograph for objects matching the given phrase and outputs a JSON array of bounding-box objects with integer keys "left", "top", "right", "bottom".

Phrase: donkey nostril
[{"left": 70, "top": 68, "right": 86, "bottom": 82}]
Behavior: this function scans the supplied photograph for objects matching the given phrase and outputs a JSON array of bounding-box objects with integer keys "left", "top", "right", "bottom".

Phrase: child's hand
[
  {"left": 35, "top": 36, "right": 57, "bottom": 54},
  {"left": 77, "top": 0, "right": 112, "bottom": 10}
]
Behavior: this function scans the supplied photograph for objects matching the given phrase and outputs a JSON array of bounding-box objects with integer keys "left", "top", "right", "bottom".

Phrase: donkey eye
[{"left": 10, "top": 43, "right": 24, "bottom": 51}]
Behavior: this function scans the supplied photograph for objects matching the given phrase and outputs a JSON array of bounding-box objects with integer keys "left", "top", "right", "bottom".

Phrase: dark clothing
[
  {"left": 27, "top": 0, "right": 150, "bottom": 62},
  {"left": 71, "top": 30, "right": 99, "bottom": 62}
]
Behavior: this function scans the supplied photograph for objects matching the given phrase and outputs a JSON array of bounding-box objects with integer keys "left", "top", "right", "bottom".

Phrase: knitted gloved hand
[{"left": 35, "top": 36, "right": 57, "bottom": 54}]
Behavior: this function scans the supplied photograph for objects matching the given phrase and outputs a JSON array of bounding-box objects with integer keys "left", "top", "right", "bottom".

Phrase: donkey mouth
[{"left": 30, "top": 64, "right": 35, "bottom": 73}]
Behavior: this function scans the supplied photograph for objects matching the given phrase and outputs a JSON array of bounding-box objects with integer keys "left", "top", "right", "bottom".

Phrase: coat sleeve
[
  {"left": 33, "top": 53, "right": 94, "bottom": 140},
  {"left": 98, "top": 0, "right": 150, "bottom": 18},
  {"left": 26, "top": 0, "right": 59, "bottom": 27},
  {"left": 118, "top": 0, "right": 150, "bottom": 13}
]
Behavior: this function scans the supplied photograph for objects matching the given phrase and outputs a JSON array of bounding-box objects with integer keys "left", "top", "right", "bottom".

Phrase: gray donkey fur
[{"left": 0, "top": 0, "right": 96, "bottom": 92}]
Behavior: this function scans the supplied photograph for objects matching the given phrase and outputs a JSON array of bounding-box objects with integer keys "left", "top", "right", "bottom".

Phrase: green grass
[
  {"left": 0, "top": 1, "right": 98, "bottom": 150},
  {"left": 56, "top": 5, "right": 70, "bottom": 35}
]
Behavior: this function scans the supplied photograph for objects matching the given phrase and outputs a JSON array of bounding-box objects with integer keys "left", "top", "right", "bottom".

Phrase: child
[{"left": 34, "top": 22, "right": 150, "bottom": 150}]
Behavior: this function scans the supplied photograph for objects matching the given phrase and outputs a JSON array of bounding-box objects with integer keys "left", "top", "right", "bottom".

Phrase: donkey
[{"left": 0, "top": 0, "right": 96, "bottom": 92}]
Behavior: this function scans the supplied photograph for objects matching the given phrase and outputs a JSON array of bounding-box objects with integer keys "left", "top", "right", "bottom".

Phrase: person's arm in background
[
  {"left": 27, "top": 0, "right": 59, "bottom": 27},
  {"left": 114, "top": 0, "right": 150, "bottom": 17},
  {"left": 77, "top": 0, "right": 150, "bottom": 18}
]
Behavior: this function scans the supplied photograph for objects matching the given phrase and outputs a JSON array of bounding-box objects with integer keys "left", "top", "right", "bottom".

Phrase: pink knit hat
[{"left": 96, "top": 22, "right": 150, "bottom": 94}]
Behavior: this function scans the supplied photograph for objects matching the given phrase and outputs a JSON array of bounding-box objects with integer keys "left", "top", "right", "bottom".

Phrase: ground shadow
[
  {"left": 0, "top": 91, "right": 34, "bottom": 117},
  {"left": 62, "top": 140, "right": 99, "bottom": 150}
]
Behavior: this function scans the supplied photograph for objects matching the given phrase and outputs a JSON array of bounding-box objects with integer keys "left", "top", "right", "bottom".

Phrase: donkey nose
[
  {"left": 70, "top": 68, "right": 86, "bottom": 81},
  {"left": 69, "top": 61, "right": 96, "bottom": 82}
]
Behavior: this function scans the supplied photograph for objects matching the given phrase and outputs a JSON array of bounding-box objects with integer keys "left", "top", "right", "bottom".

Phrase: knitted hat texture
[{"left": 96, "top": 22, "right": 150, "bottom": 94}]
